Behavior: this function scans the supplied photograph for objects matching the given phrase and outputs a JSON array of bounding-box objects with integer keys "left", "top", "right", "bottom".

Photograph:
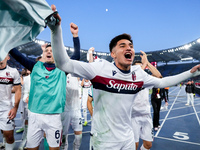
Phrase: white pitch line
[
  {"left": 169, "top": 86, "right": 179, "bottom": 94},
  {"left": 155, "top": 89, "right": 181, "bottom": 137},
  {"left": 155, "top": 136, "right": 200, "bottom": 146},
  {"left": 192, "top": 104, "right": 200, "bottom": 126},
  {"left": 160, "top": 103, "right": 200, "bottom": 113},
  {"left": 159, "top": 111, "right": 200, "bottom": 121}
]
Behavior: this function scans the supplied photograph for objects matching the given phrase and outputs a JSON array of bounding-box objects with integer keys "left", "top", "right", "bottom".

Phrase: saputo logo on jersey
[
  {"left": 91, "top": 76, "right": 143, "bottom": 94},
  {"left": 0, "top": 77, "right": 13, "bottom": 84}
]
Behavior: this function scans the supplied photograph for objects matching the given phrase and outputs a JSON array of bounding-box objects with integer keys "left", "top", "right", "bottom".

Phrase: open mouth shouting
[
  {"left": 124, "top": 52, "right": 132, "bottom": 60},
  {"left": 47, "top": 55, "right": 52, "bottom": 59}
]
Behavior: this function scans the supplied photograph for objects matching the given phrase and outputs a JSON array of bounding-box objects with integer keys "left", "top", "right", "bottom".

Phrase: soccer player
[
  {"left": 60, "top": 22, "right": 83, "bottom": 150},
  {"left": 0, "top": 55, "right": 21, "bottom": 150},
  {"left": 131, "top": 52, "right": 162, "bottom": 150},
  {"left": 87, "top": 86, "right": 94, "bottom": 117},
  {"left": 18, "top": 68, "right": 31, "bottom": 150},
  {"left": 81, "top": 78, "right": 92, "bottom": 126},
  {"left": 48, "top": 7, "right": 200, "bottom": 149},
  {"left": 8, "top": 21, "right": 80, "bottom": 150},
  {"left": 61, "top": 74, "right": 83, "bottom": 150}
]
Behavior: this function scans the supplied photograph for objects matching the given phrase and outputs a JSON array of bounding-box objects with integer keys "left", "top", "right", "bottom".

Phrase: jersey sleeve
[
  {"left": 143, "top": 70, "right": 197, "bottom": 88},
  {"left": 50, "top": 23, "right": 104, "bottom": 80},
  {"left": 9, "top": 48, "right": 36, "bottom": 71},
  {"left": 70, "top": 37, "right": 80, "bottom": 60},
  {"left": 13, "top": 69, "right": 21, "bottom": 85}
]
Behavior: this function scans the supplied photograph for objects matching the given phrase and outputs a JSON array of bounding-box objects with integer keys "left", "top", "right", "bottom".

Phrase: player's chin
[
  {"left": 125, "top": 59, "right": 133, "bottom": 65},
  {"left": 46, "top": 59, "right": 54, "bottom": 64}
]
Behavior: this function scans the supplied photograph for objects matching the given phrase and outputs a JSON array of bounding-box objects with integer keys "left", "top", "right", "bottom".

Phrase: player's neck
[
  {"left": 114, "top": 63, "right": 130, "bottom": 73},
  {"left": 0, "top": 64, "right": 7, "bottom": 70}
]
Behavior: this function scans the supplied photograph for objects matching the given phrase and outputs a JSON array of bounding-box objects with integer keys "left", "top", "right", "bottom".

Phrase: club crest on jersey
[
  {"left": 112, "top": 70, "right": 117, "bottom": 76},
  {"left": 45, "top": 76, "right": 49, "bottom": 79},
  {"left": 132, "top": 71, "right": 136, "bottom": 81},
  {"left": 6, "top": 72, "right": 10, "bottom": 76}
]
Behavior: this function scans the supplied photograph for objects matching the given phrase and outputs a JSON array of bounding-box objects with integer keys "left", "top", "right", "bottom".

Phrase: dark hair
[
  {"left": 109, "top": 33, "right": 133, "bottom": 52},
  {"left": 133, "top": 60, "right": 142, "bottom": 65},
  {"left": 46, "top": 43, "right": 51, "bottom": 48},
  {"left": 36, "top": 56, "right": 42, "bottom": 61},
  {"left": 21, "top": 68, "right": 30, "bottom": 76}
]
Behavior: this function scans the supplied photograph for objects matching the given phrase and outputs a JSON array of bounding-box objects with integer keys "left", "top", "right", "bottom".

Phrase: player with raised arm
[
  {"left": 47, "top": 6, "right": 200, "bottom": 149},
  {"left": 60, "top": 23, "right": 83, "bottom": 150},
  {"left": 8, "top": 18, "right": 80, "bottom": 150},
  {"left": 131, "top": 51, "right": 162, "bottom": 150}
]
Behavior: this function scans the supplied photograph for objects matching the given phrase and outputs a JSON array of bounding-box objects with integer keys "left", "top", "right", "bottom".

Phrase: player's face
[
  {"left": 43, "top": 47, "right": 54, "bottom": 63},
  {"left": 0, "top": 55, "right": 9, "bottom": 69},
  {"left": 111, "top": 39, "right": 135, "bottom": 71}
]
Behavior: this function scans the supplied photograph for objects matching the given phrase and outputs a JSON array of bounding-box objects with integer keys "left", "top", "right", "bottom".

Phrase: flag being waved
[{"left": 0, "top": 0, "right": 53, "bottom": 61}]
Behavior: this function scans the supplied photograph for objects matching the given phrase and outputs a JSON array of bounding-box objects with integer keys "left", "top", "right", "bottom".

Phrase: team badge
[
  {"left": 112, "top": 70, "right": 117, "bottom": 76},
  {"left": 132, "top": 71, "right": 136, "bottom": 81},
  {"left": 45, "top": 76, "right": 49, "bottom": 79},
  {"left": 6, "top": 72, "right": 10, "bottom": 76}
]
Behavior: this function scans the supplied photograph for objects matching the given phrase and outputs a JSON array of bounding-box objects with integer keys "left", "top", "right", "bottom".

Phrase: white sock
[
  {"left": 140, "top": 144, "right": 149, "bottom": 150},
  {"left": 19, "top": 125, "right": 28, "bottom": 148},
  {"left": 83, "top": 109, "right": 87, "bottom": 122},
  {"left": 73, "top": 134, "right": 82, "bottom": 150},
  {"left": 5, "top": 142, "right": 15, "bottom": 150},
  {"left": 61, "top": 135, "right": 68, "bottom": 150},
  {"left": 3, "top": 137, "right": 6, "bottom": 146}
]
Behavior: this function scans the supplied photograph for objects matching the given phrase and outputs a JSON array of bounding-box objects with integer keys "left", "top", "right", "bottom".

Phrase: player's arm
[
  {"left": 81, "top": 79, "right": 84, "bottom": 87},
  {"left": 8, "top": 84, "right": 21, "bottom": 120},
  {"left": 9, "top": 48, "right": 36, "bottom": 72},
  {"left": 70, "top": 23, "right": 80, "bottom": 60},
  {"left": 48, "top": 5, "right": 96, "bottom": 80},
  {"left": 25, "top": 96, "right": 29, "bottom": 104},
  {"left": 140, "top": 50, "right": 162, "bottom": 78},
  {"left": 88, "top": 47, "right": 95, "bottom": 63},
  {"left": 144, "top": 66, "right": 200, "bottom": 88},
  {"left": 87, "top": 95, "right": 93, "bottom": 117}
]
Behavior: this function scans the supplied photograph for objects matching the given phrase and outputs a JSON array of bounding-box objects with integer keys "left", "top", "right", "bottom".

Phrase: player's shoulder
[
  {"left": 91, "top": 58, "right": 111, "bottom": 68},
  {"left": 93, "top": 58, "right": 107, "bottom": 63},
  {"left": 131, "top": 65, "right": 142, "bottom": 72},
  {"left": 6, "top": 65, "right": 19, "bottom": 73}
]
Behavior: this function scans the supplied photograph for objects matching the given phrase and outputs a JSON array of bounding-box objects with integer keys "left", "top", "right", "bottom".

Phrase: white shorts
[
  {"left": 61, "top": 109, "right": 82, "bottom": 135},
  {"left": 81, "top": 95, "right": 88, "bottom": 109},
  {"left": 91, "top": 136, "right": 135, "bottom": 150},
  {"left": 22, "top": 105, "right": 29, "bottom": 120},
  {"left": 27, "top": 112, "right": 62, "bottom": 148},
  {"left": 131, "top": 115, "right": 153, "bottom": 142},
  {"left": 0, "top": 110, "right": 15, "bottom": 131}
]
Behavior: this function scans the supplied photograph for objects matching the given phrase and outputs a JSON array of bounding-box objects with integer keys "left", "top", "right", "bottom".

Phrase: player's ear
[
  {"left": 110, "top": 49, "right": 116, "bottom": 59},
  {"left": 7, "top": 54, "right": 10, "bottom": 60}
]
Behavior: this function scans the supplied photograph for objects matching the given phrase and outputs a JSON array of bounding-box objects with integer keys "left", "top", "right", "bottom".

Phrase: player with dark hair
[
  {"left": 8, "top": 21, "right": 80, "bottom": 150},
  {"left": 0, "top": 55, "right": 21, "bottom": 149},
  {"left": 47, "top": 6, "right": 200, "bottom": 149}
]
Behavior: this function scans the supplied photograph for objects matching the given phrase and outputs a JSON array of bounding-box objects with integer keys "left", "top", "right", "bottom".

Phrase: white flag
[{"left": 0, "top": 0, "right": 53, "bottom": 61}]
